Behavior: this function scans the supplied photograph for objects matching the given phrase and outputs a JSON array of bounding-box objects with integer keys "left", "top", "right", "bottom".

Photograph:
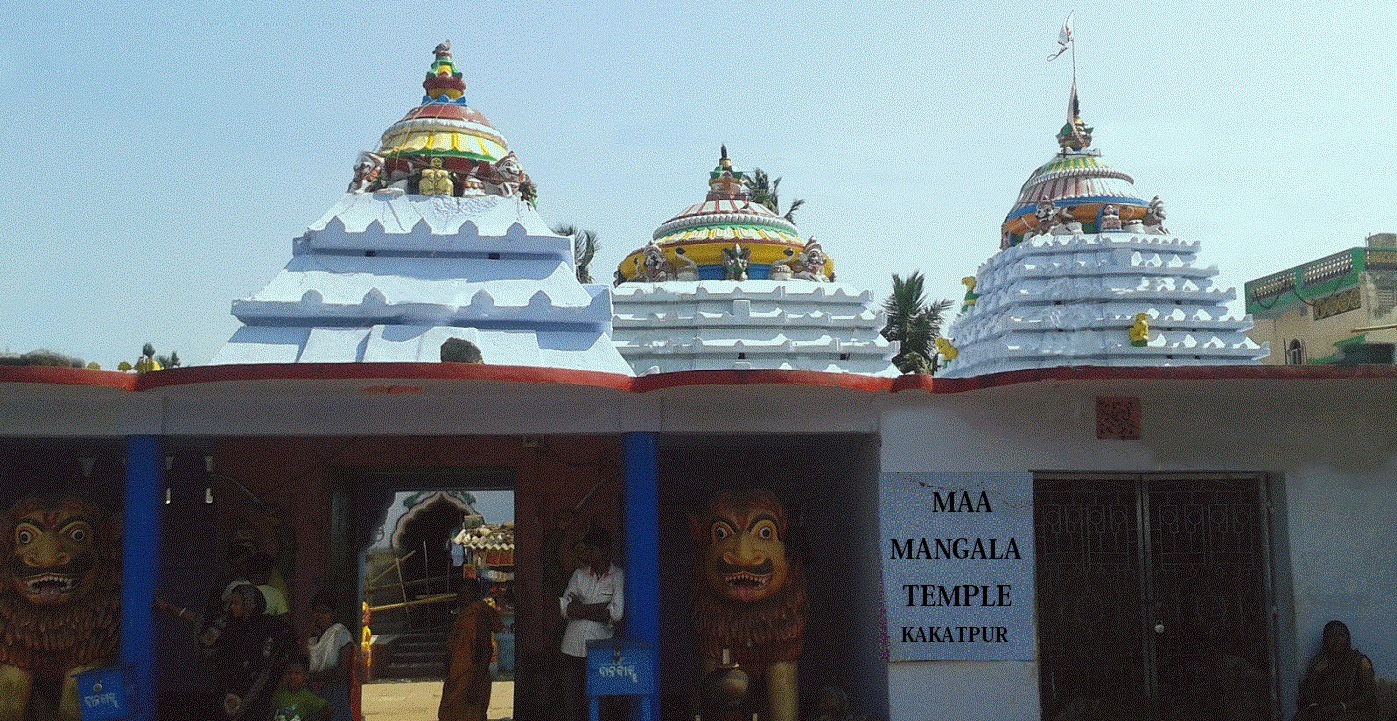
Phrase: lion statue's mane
[
  {"left": 0, "top": 495, "right": 121, "bottom": 683},
  {"left": 690, "top": 488, "right": 808, "bottom": 667}
]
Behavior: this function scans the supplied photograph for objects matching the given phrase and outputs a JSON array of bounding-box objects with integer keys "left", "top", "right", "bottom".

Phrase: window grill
[
  {"left": 1301, "top": 251, "right": 1354, "bottom": 286},
  {"left": 1248, "top": 272, "right": 1294, "bottom": 302}
]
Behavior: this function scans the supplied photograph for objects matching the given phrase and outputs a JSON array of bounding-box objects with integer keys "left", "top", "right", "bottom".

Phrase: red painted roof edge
[
  {"left": 1, "top": 363, "right": 1394, "bottom": 396},
  {"left": 0, "top": 366, "right": 136, "bottom": 390},
  {"left": 896, "top": 364, "right": 1397, "bottom": 394},
  {"left": 130, "top": 362, "right": 636, "bottom": 391},
  {"left": 632, "top": 369, "right": 894, "bottom": 393}
]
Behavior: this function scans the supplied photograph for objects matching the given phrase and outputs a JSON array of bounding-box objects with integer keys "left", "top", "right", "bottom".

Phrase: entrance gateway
[{"left": 1033, "top": 475, "right": 1277, "bottom": 721}]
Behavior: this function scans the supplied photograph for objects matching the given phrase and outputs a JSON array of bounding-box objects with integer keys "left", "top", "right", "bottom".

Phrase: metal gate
[{"left": 1034, "top": 476, "right": 1276, "bottom": 721}]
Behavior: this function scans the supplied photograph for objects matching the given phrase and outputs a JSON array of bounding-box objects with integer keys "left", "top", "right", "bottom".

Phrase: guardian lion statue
[
  {"left": 690, "top": 489, "right": 808, "bottom": 721},
  {"left": 0, "top": 495, "right": 121, "bottom": 721}
]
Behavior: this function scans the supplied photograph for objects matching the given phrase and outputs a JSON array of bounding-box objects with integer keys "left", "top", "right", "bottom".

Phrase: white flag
[{"left": 1048, "top": 13, "right": 1074, "bottom": 61}]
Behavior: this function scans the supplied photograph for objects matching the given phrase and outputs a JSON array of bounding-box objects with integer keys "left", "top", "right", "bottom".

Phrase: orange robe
[{"left": 438, "top": 600, "right": 503, "bottom": 721}]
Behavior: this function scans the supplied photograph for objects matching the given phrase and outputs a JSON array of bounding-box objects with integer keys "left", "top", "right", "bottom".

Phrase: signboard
[
  {"left": 880, "top": 472, "right": 1035, "bottom": 661},
  {"left": 586, "top": 637, "right": 656, "bottom": 697},
  {"left": 76, "top": 666, "right": 131, "bottom": 721}
]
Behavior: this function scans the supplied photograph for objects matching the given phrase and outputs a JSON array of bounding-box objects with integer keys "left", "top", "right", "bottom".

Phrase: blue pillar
[
  {"left": 121, "top": 435, "right": 163, "bottom": 721},
  {"left": 622, "top": 432, "right": 660, "bottom": 718}
]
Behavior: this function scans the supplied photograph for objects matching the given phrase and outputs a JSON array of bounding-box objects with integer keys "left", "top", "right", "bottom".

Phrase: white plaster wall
[{"left": 880, "top": 378, "right": 1397, "bottom": 721}]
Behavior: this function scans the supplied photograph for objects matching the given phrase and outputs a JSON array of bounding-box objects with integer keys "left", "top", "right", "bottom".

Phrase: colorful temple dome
[
  {"left": 342, "top": 41, "right": 536, "bottom": 204},
  {"left": 939, "top": 90, "right": 1266, "bottom": 378},
  {"left": 617, "top": 147, "right": 833, "bottom": 282},
  {"left": 213, "top": 45, "right": 630, "bottom": 375},
  {"left": 610, "top": 148, "right": 894, "bottom": 376},
  {"left": 998, "top": 94, "right": 1150, "bottom": 249}
]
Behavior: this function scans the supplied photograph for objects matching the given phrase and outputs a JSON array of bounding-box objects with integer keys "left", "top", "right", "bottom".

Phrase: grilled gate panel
[
  {"left": 1035, "top": 479, "right": 1148, "bottom": 721},
  {"left": 1148, "top": 479, "right": 1270, "bottom": 720},
  {"left": 1035, "top": 477, "right": 1271, "bottom": 721}
]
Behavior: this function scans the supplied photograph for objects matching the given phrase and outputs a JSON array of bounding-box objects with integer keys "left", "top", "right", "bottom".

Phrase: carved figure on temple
[
  {"left": 481, "top": 152, "right": 532, "bottom": 201},
  {"left": 960, "top": 276, "right": 979, "bottom": 309},
  {"left": 722, "top": 245, "right": 750, "bottom": 281},
  {"left": 690, "top": 489, "right": 808, "bottom": 721},
  {"left": 769, "top": 250, "right": 795, "bottom": 281},
  {"left": 348, "top": 152, "right": 384, "bottom": 194},
  {"left": 433, "top": 40, "right": 452, "bottom": 60},
  {"left": 1099, "top": 204, "right": 1122, "bottom": 231},
  {"left": 419, "top": 157, "right": 454, "bottom": 197},
  {"left": 1129, "top": 313, "right": 1150, "bottom": 347},
  {"left": 1051, "top": 204, "right": 1081, "bottom": 234},
  {"left": 934, "top": 337, "right": 958, "bottom": 362},
  {"left": 1032, "top": 202, "right": 1057, "bottom": 237},
  {"left": 636, "top": 243, "right": 674, "bottom": 282},
  {"left": 1293, "top": 621, "right": 1378, "bottom": 721},
  {"left": 673, "top": 248, "right": 700, "bottom": 281},
  {"left": 792, "top": 238, "right": 829, "bottom": 281},
  {"left": 0, "top": 495, "right": 122, "bottom": 721},
  {"left": 1144, "top": 195, "right": 1168, "bottom": 235}
]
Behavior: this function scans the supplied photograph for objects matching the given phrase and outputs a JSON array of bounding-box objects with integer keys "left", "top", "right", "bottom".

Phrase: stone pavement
[{"left": 362, "top": 680, "right": 515, "bottom": 721}]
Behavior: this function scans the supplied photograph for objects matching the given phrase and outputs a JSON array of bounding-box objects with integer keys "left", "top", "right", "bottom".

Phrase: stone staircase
[{"left": 382, "top": 625, "right": 451, "bottom": 679}]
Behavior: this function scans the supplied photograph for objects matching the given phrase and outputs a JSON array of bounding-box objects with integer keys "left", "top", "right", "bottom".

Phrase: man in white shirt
[{"left": 559, "top": 528, "right": 623, "bottom": 721}]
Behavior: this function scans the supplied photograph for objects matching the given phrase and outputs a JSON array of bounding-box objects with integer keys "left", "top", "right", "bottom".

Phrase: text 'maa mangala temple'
[{"left": 2, "top": 40, "right": 1395, "bottom": 721}]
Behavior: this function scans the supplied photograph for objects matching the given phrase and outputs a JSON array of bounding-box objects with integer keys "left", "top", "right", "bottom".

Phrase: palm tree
[
  {"left": 881, "top": 271, "right": 954, "bottom": 374},
  {"left": 747, "top": 168, "right": 806, "bottom": 223},
  {"left": 554, "top": 225, "right": 599, "bottom": 284}
]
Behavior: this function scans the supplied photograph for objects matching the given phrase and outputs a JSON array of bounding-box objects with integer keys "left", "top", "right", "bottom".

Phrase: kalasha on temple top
[
  {"left": 610, "top": 148, "right": 895, "bottom": 376},
  {"left": 211, "top": 44, "right": 632, "bottom": 374},
  {"left": 937, "top": 83, "right": 1267, "bottom": 378}
]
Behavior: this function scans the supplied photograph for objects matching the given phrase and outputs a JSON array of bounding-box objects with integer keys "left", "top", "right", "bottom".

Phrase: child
[{"left": 271, "top": 656, "right": 329, "bottom": 721}]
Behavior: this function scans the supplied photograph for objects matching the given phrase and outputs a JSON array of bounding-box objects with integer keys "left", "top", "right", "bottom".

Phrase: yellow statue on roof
[{"left": 1129, "top": 313, "right": 1150, "bottom": 347}]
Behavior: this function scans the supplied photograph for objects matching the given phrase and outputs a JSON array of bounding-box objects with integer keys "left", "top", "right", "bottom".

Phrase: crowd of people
[{"left": 160, "top": 539, "right": 357, "bottom": 721}]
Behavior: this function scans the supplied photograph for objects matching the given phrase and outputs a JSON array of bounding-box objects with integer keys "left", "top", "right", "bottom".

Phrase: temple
[
  {"left": 5, "top": 41, "right": 1397, "bottom": 721},
  {"left": 610, "top": 147, "right": 895, "bottom": 375},
  {"left": 938, "top": 85, "right": 1267, "bottom": 377},
  {"left": 212, "top": 44, "right": 631, "bottom": 375}
]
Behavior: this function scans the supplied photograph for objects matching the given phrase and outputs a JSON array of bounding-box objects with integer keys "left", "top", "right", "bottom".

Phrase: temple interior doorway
[
  {"left": 1033, "top": 475, "right": 1276, "bottom": 721},
  {"left": 357, "top": 477, "right": 516, "bottom": 721}
]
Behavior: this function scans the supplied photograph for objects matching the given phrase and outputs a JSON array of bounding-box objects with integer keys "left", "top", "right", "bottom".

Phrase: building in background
[{"left": 1245, "top": 232, "right": 1397, "bottom": 365}]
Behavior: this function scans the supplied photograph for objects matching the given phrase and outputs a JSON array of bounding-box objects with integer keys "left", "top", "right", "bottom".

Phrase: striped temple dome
[
  {"left": 999, "top": 111, "right": 1150, "bottom": 247},
  {"left": 373, "top": 42, "right": 511, "bottom": 181},
  {"left": 618, "top": 147, "right": 832, "bottom": 281}
]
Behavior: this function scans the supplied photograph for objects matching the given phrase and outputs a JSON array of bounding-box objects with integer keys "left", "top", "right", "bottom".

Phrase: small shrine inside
[
  {"left": 611, "top": 148, "right": 895, "bottom": 375},
  {"left": 938, "top": 85, "right": 1267, "bottom": 377},
  {"left": 213, "top": 44, "right": 631, "bottom": 374}
]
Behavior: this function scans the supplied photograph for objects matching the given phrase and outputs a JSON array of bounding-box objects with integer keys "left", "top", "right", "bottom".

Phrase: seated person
[
  {"left": 1295, "top": 620, "right": 1378, "bottom": 721},
  {"left": 272, "top": 656, "right": 329, "bottom": 721}
]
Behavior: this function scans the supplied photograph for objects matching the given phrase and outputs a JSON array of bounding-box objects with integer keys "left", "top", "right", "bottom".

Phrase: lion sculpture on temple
[
  {"left": 0, "top": 495, "right": 121, "bottom": 721},
  {"left": 690, "top": 488, "right": 808, "bottom": 721}
]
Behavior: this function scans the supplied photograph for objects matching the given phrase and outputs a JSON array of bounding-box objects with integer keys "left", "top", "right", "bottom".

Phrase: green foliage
[
  {"left": 117, "top": 361, "right": 133, "bottom": 371},
  {"left": 141, "top": 342, "right": 155, "bottom": 359},
  {"left": 748, "top": 168, "right": 806, "bottom": 223},
  {"left": 155, "top": 351, "right": 180, "bottom": 368},
  {"left": 86, "top": 362, "right": 101, "bottom": 370},
  {"left": 880, "top": 271, "right": 953, "bottom": 375},
  {"left": 555, "top": 224, "right": 599, "bottom": 284},
  {"left": 0, "top": 349, "right": 86, "bottom": 368}
]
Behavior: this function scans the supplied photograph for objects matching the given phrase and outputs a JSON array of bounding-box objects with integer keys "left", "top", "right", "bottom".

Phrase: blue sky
[{"left": 2, "top": 1, "right": 1394, "bottom": 367}]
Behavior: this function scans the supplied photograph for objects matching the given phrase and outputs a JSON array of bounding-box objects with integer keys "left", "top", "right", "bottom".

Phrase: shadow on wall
[{"left": 657, "top": 434, "right": 888, "bottom": 721}]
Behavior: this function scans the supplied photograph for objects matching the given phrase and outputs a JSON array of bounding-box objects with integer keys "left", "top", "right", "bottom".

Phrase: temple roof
[
  {"left": 939, "top": 82, "right": 1265, "bottom": 378},
  {"left": 212, "top": 45, "right": 629, "bottom": 375},
  {"left": 617, "top": 147, "right": 832, "bottom": 282},
  {"left": 999, "top": 92, "right": 1149, "bottom": 246}
]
